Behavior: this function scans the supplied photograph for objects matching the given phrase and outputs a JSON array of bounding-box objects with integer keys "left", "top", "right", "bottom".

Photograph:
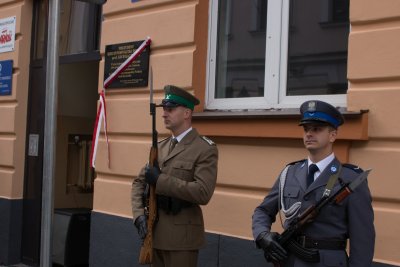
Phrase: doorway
[{"left": 22, "top": 0, "right": 102, "bottom": 265}]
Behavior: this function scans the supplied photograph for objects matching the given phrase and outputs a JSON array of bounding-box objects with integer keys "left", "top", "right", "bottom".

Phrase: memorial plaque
[{"left": 104, "top": 40, "right": 150, "bottom": 88}]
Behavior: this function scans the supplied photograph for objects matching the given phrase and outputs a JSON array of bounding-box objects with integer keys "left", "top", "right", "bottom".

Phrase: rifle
[
  {"left": 139, "top": 67, "right": 157, "bottom": 264},
  {"left": 269, "top": 169, "right": 371, "bottom": 267}
]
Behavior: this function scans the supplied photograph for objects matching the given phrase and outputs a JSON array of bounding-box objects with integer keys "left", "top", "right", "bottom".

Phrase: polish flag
[{"left": 90, "top": 37, "right": 151, "bottom": 168}]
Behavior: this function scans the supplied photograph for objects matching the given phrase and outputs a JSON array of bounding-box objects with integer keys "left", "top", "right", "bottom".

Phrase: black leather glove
[
  {"left": 144, "top": 163, "right": 161, "bottom": 185},
  {"left": 256, "top": 232, "right": 287, "bottom": 262},
  {"left": 134, "top": 215, "right": 147, "bottom": 240}
]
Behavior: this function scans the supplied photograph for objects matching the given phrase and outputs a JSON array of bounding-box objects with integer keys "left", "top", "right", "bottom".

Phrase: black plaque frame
[{"left": 104, "top": 40, "right": 150, "bottom": 88}]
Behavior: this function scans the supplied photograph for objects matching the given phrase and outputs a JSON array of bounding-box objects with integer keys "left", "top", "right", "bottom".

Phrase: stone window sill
[{"left": 192, "top": 109, "right": 369, "bottom": 140}]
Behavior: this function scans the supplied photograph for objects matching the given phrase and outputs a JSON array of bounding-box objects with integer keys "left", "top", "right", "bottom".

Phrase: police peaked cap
[
  {"left": 161, "top": 85, "right": 200, "bottom": 110},
  {"left": 299, "top": 100, "right": 344, "bottom": 129}
]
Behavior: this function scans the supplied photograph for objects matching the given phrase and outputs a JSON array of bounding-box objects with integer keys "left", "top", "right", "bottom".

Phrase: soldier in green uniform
[{"left": 131, "top": 85, "right": 218, "bottom": 267}]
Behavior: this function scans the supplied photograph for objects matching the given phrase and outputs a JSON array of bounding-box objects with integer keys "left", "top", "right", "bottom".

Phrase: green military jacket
[{"left": 131, "top": 128, "right": 218, "bottom": 250}]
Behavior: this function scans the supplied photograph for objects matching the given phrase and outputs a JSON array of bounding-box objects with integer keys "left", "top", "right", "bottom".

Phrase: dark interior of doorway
[
  {"left": 51, "top": 60, "right": 99, "bottom": 267},
  {"left": 22, "top": 60, "right": 99, "bottom": 267}
]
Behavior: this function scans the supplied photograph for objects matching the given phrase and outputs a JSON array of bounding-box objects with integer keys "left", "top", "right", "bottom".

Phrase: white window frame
[{"left": 206, "top": 0, "right": 347, "bottom": 110}]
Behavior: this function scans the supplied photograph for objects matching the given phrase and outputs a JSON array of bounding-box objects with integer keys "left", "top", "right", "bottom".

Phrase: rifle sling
[
  {"left": 284, "top": 164, "right": 344, "bottom": 262},
  {"left": 321, "top": 165, "right": 342, "bottom": 198}
]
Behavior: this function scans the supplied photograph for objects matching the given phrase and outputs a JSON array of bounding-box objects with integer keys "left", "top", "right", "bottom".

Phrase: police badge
[{"left": 307, "top": 101, "right": 316, "bottom": 113}]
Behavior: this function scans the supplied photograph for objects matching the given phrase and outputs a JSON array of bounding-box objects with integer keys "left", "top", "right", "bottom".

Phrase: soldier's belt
[
  {"left": 157, "top": 195, "right": 193, "bottom": 215},
  {"left": 297, "top": 236, "right": 347, "bottom": 250}
]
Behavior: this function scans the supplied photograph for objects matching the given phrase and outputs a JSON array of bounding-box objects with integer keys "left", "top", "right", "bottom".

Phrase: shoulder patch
[
  {"left": 287, "top": 159, "right": 306, "bottom": 166},
  {"left": 343, "top": 163, "right": 363, "bottom": 173},
  {"left": 201, "top": 136, "right": 216, "bottom": 146}
]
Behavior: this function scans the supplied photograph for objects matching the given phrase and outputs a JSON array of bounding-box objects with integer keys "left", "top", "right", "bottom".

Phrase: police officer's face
[
  {"left": 303, "top": 124, "right": 337, "bottom": 152},
  {"left": 162, "top": 106, "right": 192, "bottom": 133}
]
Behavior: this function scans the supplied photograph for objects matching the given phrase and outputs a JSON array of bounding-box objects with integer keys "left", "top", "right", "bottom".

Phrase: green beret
[{"left": 161, "top": 85, "right": 200, "bottom": 110}]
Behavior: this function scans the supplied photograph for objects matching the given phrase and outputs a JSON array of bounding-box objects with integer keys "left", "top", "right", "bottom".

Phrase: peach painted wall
[
  {"left": 347, "top": 0, "right": 400, "bottom": 264},
  {"left": 92, "top": 0, "right": 400, "bottom": 265},
  {"left": 93, "top": 0, "right": 201, "bottom": 217},
  {"left": 0, "top": 0, "right": 32, "bottom": 199}
]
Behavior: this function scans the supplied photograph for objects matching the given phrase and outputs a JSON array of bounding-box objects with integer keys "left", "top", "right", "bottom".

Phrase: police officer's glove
[
  {"left": 134, "top": 215, "right": 147, "bottom": 240},
  {"left": 256, "top": 232, "right": 287, "bottom": 262},
  {"left": 144, "top": 163, "right": 161, "bottom": 185}
]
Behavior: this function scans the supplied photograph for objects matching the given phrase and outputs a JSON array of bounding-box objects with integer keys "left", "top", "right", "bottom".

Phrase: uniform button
[{"left": 303, "top": 196, "right": 309, "bottom": 201}]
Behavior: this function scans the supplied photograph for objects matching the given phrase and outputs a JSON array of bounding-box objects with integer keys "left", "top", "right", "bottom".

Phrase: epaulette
[
  {"left": 158, "top": 137, "right": 170, "bottom": 143},
  {"left": 343, "top": 163, "right": 363, "bottom": 174},
  {"left": 287, "top": 159, "right": 306, "bottom": 166},
  {"left": 201, "top": 136, "right": 216, "bottom": 146}
]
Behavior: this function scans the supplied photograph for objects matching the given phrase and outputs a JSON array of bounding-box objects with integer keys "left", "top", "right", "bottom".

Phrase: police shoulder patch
[
  {"left": 201, "top": 136, "right": 215, "bottom": 146},
  {"left": 343, "top": 163, "right": 363, "bottom": 173}
]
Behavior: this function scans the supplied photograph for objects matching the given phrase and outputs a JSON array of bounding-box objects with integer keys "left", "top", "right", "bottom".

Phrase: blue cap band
[{"left": 303, "top": 111, "right": 339, "bottom": 128}]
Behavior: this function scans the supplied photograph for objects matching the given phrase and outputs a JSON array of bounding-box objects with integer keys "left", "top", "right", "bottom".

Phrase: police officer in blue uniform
[{"left": 252, "top": 100, "right": 375, "bottom": 267}]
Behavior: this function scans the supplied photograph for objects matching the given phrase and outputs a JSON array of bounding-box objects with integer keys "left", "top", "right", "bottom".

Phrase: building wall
[
  {"left": 0, "top": 0, "right": 32, "bottom": 265},
  {"left": 0, "top": 0, "right": 395, "bottom": 266},
  {"left": 347, "top": 0, "right": 400, "bottom": 264},
  {"left": 81, "top": 0, "right": 400, "bottom": 266},
  {"left": 93, "top": 0, "right": 202, "bottom": 217},
  {"left": 0, "top": 0, "right": 32, "bottom": 201}
]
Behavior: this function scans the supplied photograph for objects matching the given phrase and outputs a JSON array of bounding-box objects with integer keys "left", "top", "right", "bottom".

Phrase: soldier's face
[
  {"left": 162, "top": 106, "right": 191, "bottom": 132},
  {"left": 303, "top": 124, "right": 337, "bottom": 152}
]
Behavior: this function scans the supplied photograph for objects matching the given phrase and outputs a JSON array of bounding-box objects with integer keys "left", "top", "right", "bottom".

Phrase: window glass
[
  {"left": 33, "top": 0, "right": 101, "bottom": 60},
  {"left": 215, "top": 0, "right": 266, "bottom": 99},
  {"left": 286, "top": 0, "right": 349, "bottom": 96},
  {"left": 207, "top": 0, "right": 349, "bottom": 109},
  {"left": 59, "top": 0, "right": 100, "bottom": 56},
  {"left": 33, "top": 0, "right": 47, "bottom": 60}
]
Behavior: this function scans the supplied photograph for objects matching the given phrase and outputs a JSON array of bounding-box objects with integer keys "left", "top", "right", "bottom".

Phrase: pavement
[{"left": 0, "top": 264, "right": 74, "bottom": 267}]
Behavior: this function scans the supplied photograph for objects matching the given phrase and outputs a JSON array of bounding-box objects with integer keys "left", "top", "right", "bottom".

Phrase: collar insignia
[{"left": 330, "top": 165, "right": 337, "bottom": 173}]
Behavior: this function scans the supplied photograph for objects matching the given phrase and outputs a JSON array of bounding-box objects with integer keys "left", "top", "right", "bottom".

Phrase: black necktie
[
  {"left": 168, "top": 138, "right": 178, "bottom": 154},
  {"left": 307, "top": 164, "right": 319, "bottom": 187}
]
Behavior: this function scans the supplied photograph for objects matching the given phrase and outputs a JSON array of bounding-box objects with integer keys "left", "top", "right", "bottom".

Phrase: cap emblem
[{"left": 307, "top": 101, "right": 316, "bottom": 112}]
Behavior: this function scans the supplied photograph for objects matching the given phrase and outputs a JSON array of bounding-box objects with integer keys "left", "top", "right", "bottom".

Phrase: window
[
  {"left": 32, "top": 0, "right": 101, "bottom": 60},
  {"left": 206, "top": 0, "right": 349, "bottom": 110},
  {"left": 59, "top": 0, "right": 101, "bottom": 56}
]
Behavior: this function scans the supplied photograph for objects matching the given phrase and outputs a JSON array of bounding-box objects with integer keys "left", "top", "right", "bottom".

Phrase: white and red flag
[{"left": 90, "top": 36, "right": 151, "bottom": 168}]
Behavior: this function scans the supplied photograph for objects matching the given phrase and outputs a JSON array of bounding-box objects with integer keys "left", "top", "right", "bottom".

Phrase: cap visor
[{"left": 299, "top": 119, "right": 332, "bottom": 127}]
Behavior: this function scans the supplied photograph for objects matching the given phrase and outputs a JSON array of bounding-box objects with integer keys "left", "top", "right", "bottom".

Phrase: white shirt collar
[
  {"left": 172, "top": 127, "right": 192, "bottom": 143},
  {"left": 308, "top": 153, "right": 335, "bottom": 180}
]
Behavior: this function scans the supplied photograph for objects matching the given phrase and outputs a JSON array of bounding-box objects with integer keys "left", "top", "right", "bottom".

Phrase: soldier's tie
[
  {"left": 168, "top": 138, "right": 178, "bottom": 154},
  {"left": 307, "top": 164, "right": 319, "bottom": 187}
]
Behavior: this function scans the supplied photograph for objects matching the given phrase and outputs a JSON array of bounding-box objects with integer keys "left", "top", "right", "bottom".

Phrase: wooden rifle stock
[
  {"left": 139, "top": 68, "right": 157, "bottom": 264},
  {"left": 139, "top": 147, "right": 158, "bottom": 264}
]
